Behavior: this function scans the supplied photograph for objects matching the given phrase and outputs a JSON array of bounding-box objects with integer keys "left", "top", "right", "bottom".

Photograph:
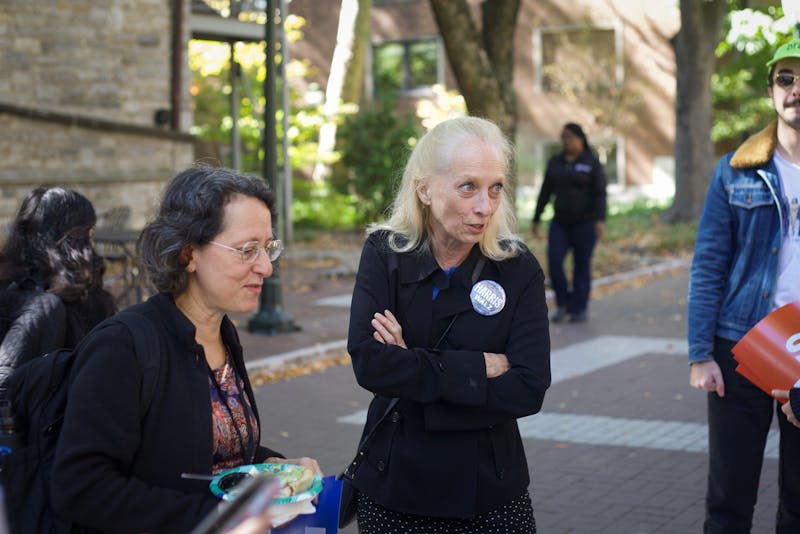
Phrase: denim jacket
[{"left": 688, "top": 121, "right": 785, "bottom": 364}]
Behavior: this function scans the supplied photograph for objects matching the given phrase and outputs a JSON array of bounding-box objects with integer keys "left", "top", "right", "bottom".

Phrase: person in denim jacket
[{"left": 688, "top": 40, "right": 800, "bottom": 533}]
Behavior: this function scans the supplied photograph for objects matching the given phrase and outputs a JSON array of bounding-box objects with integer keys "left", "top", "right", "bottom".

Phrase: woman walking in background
[{"left": 531, "top": 123, "right": 607, "bottom": 323}]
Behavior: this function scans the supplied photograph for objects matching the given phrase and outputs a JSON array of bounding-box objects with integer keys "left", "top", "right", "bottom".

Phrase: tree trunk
[
  {"left": 312, "top": 0, "right": 368, "bottom": 182},
  {"left": 428, "top": 0, "right": 519, "bottom": 141},
  {"left": 341, "top": 0, "right": 372, "bottom": 105},
  {"left": 480, "top": 0, "right": 519, "bottom": 139},
  {"left": 666, "top": 0, "right": 728, "bottom": 223}
]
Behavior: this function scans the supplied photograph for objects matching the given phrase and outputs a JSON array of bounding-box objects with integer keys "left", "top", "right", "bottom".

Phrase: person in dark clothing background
[
  {"left": 0, "top": 186, "right": 115, "bottom": 394},
  {"left": 531, "top": 122, "right": 607, "bottom": 323}
]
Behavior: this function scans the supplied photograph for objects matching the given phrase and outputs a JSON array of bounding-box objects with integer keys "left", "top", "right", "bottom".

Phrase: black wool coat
[
  {"left": 0, "top": 282, "right": 114, "bottom": 392},
  {"left": 51, "top": 293, "right": 282, "bottom": 533},
  {"left": 347, "top": 231, "right": 551, "bottom": 519}
]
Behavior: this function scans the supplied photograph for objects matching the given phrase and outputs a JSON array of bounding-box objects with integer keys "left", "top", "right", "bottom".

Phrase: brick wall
[{"left": 0, "top": 0, "right": 195, "bottom": 230}]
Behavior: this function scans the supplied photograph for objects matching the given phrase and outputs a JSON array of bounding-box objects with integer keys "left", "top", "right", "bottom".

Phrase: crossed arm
[{"left": 370, "top": 309, "right": 510, "bottom": 378}]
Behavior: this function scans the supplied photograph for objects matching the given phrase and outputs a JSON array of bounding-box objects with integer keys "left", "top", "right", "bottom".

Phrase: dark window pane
[
  {"left": 373, "top": 38, "right": 438, "bottom": 97},
  {"left": 373, "top": 42, "right": 405, "bottom": 97},
  {"left": 408, "top": 40, "right": 438, "bottom": 88}
]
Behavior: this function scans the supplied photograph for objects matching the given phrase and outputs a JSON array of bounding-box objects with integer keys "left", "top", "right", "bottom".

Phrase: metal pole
[
  {"left": 248, "top": 0, "right": 298, "bottom": 335},
  {"left": 229, "top": 42, "right": 241, "bottom": 171},
  {"left": 280, "top": 0, "right": 293, "bottom": 245}
]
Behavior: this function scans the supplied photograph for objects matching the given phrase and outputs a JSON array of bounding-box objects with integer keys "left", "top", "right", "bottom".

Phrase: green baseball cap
[{"left": 767, "top": 39, "right": 800, "bottom": 68}]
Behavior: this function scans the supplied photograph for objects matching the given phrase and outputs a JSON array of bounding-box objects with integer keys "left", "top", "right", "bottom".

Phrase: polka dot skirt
[{"left": 355, "top": 490, "right": 536, "bottom": 533}]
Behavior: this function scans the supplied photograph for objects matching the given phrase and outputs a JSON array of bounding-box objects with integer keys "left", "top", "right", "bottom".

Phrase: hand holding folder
[{"left": 732, "top": 300, "right": 800, "bottom": 401}]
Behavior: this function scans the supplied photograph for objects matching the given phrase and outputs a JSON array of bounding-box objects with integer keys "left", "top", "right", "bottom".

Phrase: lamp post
[{"left": 248, "top": 0, "right": 298, "bottom": 335}]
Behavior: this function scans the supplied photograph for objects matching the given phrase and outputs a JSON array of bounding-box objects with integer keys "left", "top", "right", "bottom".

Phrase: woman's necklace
[{"left": 219, "top": 356, "right": 231, "bottom": 383}]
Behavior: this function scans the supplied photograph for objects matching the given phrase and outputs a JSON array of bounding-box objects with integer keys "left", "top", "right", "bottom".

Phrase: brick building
[{"left": 1, "top": 0, "right": 195, "bottom": 229}]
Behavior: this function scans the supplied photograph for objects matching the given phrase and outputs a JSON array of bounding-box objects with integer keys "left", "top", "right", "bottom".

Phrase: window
[
  {"left": 530, "top": 21, "right": 627, "bottom": 188},
  {"left": 533, "top": 22, "right": 624, "bottom": 93},
  {"left": 371, "top": 38, "right": 441, "bottom": 98}
]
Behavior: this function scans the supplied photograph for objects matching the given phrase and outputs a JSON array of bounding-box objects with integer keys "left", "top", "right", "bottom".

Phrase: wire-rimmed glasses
[{"left": 208, "top": 239, "right": 283, "bottom": 263}]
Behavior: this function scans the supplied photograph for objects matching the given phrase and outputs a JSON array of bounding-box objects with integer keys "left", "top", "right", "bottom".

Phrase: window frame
[
  {"left": 532, "top": 21, "right": 625, "bottom": 93},
  {"left": 366, "top": 36, "right": 444, "bottom": 99}
]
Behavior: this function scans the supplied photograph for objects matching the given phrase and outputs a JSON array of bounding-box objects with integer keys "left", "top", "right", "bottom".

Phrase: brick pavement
[{"left": 241, "top": 251, "right": 783, "bottom": 533}]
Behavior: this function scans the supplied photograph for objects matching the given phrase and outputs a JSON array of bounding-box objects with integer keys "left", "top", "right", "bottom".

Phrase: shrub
[
  {"left": 291, "top": 179, "right": 360, "bottom": 230},
  {"left": 335, "top": 99, "right": 420, "bottom": 223}
]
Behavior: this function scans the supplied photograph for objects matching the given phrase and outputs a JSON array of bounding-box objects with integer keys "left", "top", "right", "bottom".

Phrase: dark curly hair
[
  {"left": 137, "top": 166, "right": 277, "bottom": 295},
  {"left": 0, "top": 186, "right": 104, "bottom": 301}
]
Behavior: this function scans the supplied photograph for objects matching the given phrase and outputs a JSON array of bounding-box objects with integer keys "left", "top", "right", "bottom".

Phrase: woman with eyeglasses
[{"left": 51, "top": 166, "right": 321, "bottom": 533}]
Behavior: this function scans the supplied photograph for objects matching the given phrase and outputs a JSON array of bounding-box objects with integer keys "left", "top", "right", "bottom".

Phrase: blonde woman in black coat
[{"left": 347, "top": 116, "right": 551, "bottom": 533}]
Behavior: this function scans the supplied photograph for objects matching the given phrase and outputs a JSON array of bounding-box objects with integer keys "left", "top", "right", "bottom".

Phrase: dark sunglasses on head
[{"left": 774, "top": 72, "right": 800, "bottom": 88}]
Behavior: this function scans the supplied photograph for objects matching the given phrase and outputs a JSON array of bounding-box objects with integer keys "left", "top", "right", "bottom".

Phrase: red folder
[{"left": 732, "top": 300, "right": 800, "bottom": 400}]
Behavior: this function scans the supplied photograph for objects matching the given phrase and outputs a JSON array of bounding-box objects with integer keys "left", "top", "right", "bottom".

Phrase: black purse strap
[
  {"left": 340, "top": 255, "right": 486, "bottom": 481},
  {"left": 340, "top": 397, "right": 399, "bottom": 480}
]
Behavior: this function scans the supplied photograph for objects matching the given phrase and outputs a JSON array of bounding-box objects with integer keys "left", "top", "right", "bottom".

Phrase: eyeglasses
[
  {"left": 208, "top": 239, "right": 283, "bottom": 263},
  {"left": 774, "top": 72, "right": 800, "bottom": 88}
]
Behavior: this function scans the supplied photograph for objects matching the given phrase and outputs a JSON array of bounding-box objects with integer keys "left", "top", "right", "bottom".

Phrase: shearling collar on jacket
[{"left": 730, "top": 121, "right": 777, "bottom": 169}]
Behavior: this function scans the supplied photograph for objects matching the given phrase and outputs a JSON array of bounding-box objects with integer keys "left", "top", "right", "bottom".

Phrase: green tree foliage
[
  {"left": 713, "top": 5, "right": 792, "bottom": 153},
  {"left": 189, "top": 37, "right": 323, "bottom": 174},
  {"left": 188, "top": 14, "right": 420, "bottom": 230},
  {"left": 334, "top": 99, "right": 420, "bottom": 223},
  {"left": 188, "top": 21, "right": 362, "bottom": 230},
  {"left": 290, "top": 180, "right": 361, "bottom": 230}
]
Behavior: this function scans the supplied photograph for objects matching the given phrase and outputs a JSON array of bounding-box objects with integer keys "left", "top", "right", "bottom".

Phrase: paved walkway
[{"left": 234, "top": 250, "right": 783, "bottom": 533}]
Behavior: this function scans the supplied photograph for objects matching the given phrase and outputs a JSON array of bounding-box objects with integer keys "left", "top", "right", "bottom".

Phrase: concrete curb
[
  {"left": 246, "top": 257, "right": 693, "bottom": 378},
  {"left": 246, "top": 339, "right": 348, "bottom": 374}
]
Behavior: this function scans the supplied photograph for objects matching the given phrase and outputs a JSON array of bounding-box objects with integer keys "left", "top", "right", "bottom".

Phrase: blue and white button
[{"left": 470, "top": 280, "right": 506, "bottom": 316}]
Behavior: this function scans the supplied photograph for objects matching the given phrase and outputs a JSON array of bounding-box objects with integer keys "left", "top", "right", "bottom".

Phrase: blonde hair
[{"left": 368, "top": 116, "right": 522, "bottom": 260}]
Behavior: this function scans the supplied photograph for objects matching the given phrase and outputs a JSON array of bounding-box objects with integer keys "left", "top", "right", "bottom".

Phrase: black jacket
[
  {"left": 347, "top": 232, "right": 551, "bottom": 519},
  {"left": 51, "top": 293, "right": 282, "bottom": 533},
  {"left": 0, "top": 282, "right": 114, "bottom": 392},
  {"left": 533, "top": 149, "right": 607, "bottom": 225}
]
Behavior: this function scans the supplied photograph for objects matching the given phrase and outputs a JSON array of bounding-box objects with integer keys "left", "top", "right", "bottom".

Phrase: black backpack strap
[{"left": 112, "top": 311, "right": 159, "bottom": 417}]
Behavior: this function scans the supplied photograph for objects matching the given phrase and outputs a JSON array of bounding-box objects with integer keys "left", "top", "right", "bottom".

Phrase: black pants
[
  {"left": 705, "top": 337, "right": 800, "bottom": 533},
  {"left": 547, "top": 219, "right": 597, "bottom": 315}
]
